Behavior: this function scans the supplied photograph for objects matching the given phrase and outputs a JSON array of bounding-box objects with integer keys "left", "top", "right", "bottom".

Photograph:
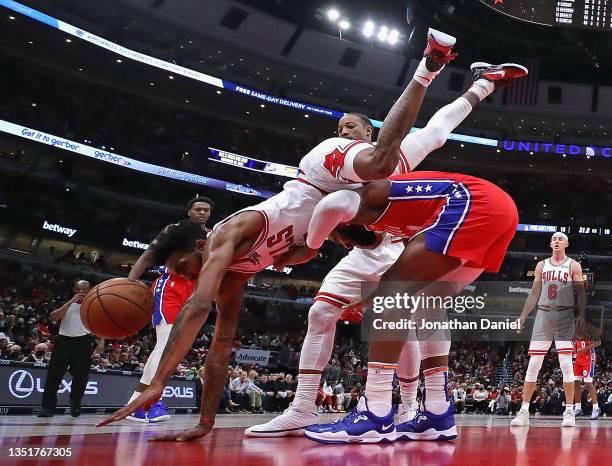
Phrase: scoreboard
[
  {"left": 481, "top": 0, "right": 612, "bottom": 30},
  {"left": 556, "top": 0, "right": 611, "bottom": 29}
]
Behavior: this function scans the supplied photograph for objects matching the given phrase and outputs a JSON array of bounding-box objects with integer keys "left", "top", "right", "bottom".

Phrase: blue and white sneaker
[
  {"left": 147, "top": 400, "right": 170, "bottom": 423},
  {"left": 591, "top": 406, "right": 601, "bottom": 420},
  {"left": 125, "top": 408, "right": 148, "bottom": 423},
  {"left": 304, "top": 397, "right": 396, "bottom": 444},
  {"left": 396, "top": 404, "right": 457, "bottom": 441}
]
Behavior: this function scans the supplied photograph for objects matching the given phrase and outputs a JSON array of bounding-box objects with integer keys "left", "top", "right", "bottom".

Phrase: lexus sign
[
  {"left": 8, "top": 370, "right": 34, "bottom": 398},
  {"left": 1, "top": 364, "right": 196, "bottom": 408}
]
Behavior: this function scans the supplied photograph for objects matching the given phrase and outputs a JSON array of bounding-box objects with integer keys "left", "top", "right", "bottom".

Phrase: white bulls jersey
[
  {"left": 217, "top": 137, "right": 413, "bottom": 274},
  {"left": 298, "top": 137, "right": 412, "bottom": 193},
  {"left": 537, "top": 257, "right": 575, "bottom": 310}
]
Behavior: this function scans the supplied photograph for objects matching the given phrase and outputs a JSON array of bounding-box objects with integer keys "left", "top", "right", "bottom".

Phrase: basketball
[{"left": 80, "top": 278, "right": 154, "bottom": 339}]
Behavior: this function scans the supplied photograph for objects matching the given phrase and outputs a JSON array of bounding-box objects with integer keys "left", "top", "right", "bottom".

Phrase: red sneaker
[
  {"left": 470, "top": 62, "right": 528, "bottom": 85},
  {"left": 424, "top": 28, "right": 458, "bottom": 65}
]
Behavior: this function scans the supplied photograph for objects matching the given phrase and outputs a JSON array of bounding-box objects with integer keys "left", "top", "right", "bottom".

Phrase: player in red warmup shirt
[
  {"left": 124, "top": 197, "right": 212, "bottom": 423},
  {"left": 277, "top": 171, "right": 518, "bottom": 443},
  {"left": 573, "top": 326, "right": 601, "bottom": 419}
]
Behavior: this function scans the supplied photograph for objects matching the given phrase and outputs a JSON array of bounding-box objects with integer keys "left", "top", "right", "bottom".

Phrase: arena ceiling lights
[{"left": 326, "top": 8, "right": 399, "bottom": 45}]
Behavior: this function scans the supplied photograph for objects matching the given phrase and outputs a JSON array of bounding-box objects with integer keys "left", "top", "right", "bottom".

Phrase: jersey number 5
[
  {"left": 547, "top": 284, "right": 558, "bottom": 300},
  {"left": 267, "top": 225, "right": 295, "bottom": 256}
]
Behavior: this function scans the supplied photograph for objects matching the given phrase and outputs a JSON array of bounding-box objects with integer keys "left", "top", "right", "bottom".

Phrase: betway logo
[
  {"left": 42, "top": 220, "right": 77, "bottom": 238},
  {"left": 8, "top": 370, "right": 97, "bottom": 398},
  {"left": 122, "top": 238, "right": 149, "bottom": 250},
  {"left": 162, "top": 386, "right": 194, "bottom": 399}
]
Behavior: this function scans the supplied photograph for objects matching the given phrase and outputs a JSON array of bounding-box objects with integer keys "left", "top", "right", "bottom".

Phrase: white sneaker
[
  {"left": 562, "top": 410, "right": 575, "bottom": 427},
  {"left": 397, "top": 402, "right": 418, "bottom": 424},
  {"left": 591, "top": 406, "right": 601, "bottom": 420},
  {"left": 511, "top": 408, "right": 530, "bottom": 426},
  {"left": 244, "top": 402, "right": 318, "bottom": 437}
]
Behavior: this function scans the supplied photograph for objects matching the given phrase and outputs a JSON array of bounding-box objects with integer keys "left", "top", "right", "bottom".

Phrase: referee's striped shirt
[{"left": 59, "top": 303, "right": 89, "bottom": 337}]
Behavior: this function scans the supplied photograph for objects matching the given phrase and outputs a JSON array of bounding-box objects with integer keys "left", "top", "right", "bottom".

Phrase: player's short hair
[
  {"left": 347, "top": 113, "right": 374, "bottom": 129},
  {"left": 335, "top": 224, "right": 378, "bottom": 247},
  {"left": 150, "top": 220, "right": 207, "bottom": 264},
  {"left": 187, "top": 196, "right": 214, "bottom": 211},
  {"left": 552, "top": 232, "right": 568, "bottom": 241}
]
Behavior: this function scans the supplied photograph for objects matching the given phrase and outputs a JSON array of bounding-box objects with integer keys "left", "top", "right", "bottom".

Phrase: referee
[{"left": 39, "top": 280, "right": 98, "bottom": 418}]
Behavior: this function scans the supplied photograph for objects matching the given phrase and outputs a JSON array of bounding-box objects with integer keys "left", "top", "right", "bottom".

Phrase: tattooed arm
[{"left": 97, "top": 224, "right": 240, "bottom": 430}]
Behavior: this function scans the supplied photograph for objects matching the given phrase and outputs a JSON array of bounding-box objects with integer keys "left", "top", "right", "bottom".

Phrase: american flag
[{"left": 504, "top": 58, "right": 540, "bottom": 106}]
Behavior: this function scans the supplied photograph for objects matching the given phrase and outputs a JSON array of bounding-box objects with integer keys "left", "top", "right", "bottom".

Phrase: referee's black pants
[{"left": 42, "top": 335, "right": 93, "bottom": 411}]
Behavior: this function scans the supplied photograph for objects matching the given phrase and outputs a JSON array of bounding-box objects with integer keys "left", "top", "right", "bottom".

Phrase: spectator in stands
[
  {"left": 333, "top": 379, "right": 346, "bottom": 412},
  {"left": 473, "top": 384, "right": 489, "bottom": 414},
  {"left": 275, "top": 373, "right": 295, "bottom": 411},
  {"left": 229, "top": 370, "right": 250, "bottom": 412},
  {"left": 246, "top": 370, "right": 265, "bottom": 413},
  {"left": 24, "top": 343, "right": 49, "bottom": 364},
  {"left": 346, "top": 383, "right": 363, "bottom": 411},
  {"left": 452, "top": 383, "right": 467, "bottom": 414},
  {"left": 495, "top": 388, "right": 511, "bottom": 415},
  {"left": 509, "top": 386, "right": 523, "bottom": 415}
]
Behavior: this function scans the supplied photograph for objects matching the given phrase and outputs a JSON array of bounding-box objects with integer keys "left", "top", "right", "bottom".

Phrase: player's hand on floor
[
  {"left": 148, "top": 423, "right": 213, "bottom": 442},
  {"left": 96, "top": 384, "right": 163, "bottom": 427},
  {"left": 273, "top": 245, "right": 318, "bottom": 270}
]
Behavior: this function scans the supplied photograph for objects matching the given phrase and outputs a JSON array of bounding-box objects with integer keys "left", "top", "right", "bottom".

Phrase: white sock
[
  {"left": 424, "top": 368, "right": 450, "bottom": 415},
  {"left": 399, "top": 379, "right": 418, "bottom": 408},
  {"left": 593, "top": 403, "right": 599, "bottom": 409},
  {"left": 565, "top": 403, "right": 573, "bottom": 412},
  {"left": 292, "top": 373, "right": 320, "bottom": 410},
  {"left": 468, "top": 78, "right": 495, "bottom": 101},
  {"left": 128, "top": 391, "right": 141, "bottom": 404},
  {"left": 365, "top": 363, "right": 396, "bottom": 417},
  {"left": 575, "top": 402, "right": 581, "bottom": 410},
  {"left": 521, "top": 402, "right": 530, "bottom": 412},
  {"left": 413, "top": 57, "right": 443, "bottom": 87}
]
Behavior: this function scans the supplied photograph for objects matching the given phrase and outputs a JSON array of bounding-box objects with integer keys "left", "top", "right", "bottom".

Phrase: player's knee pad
[
  {"left": 397, "top": 338, "right": 420, "bottom": 379},
  {"left": 299, "top": 301, "right": 339, "bottom": 371},
  {"left": 419, "top": 338, "right": 451, "bottom": 361},
  {"left": 525, "top": 354, "right": 545, "bottom": 382},
  {"left": 558, "top": 353, "right": 575, "bottom": 383}
]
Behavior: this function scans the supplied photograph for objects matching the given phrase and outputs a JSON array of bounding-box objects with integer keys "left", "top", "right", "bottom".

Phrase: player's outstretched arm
[
  {"left": 128, "top": 247, "right": 156, "bottom": 280},
  {"left": 97, "top": 226, "right": 239, "bottom": 429},
  {"left": 515, "top": 261, "right": 543, "bottom": 331},
  {"left": 352, "top": 80, "right": 427, "bottom": 181}
]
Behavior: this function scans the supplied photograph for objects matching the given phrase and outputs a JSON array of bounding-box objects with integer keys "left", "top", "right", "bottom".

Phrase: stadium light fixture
[
  {"left": 363, "top": 21, "right": 375, "bottom": 37},
  {"left": 377, "top": 26, "right": 388, "bottom": 42},
  {"left": 339, "top": 19, "right": 350, "bottom": 30},
  {"left": 388, "top": 29, "right": 399, "bottom": 45},
  {"left": 327, "top": 9, "right": 340, "bottom": 21}
]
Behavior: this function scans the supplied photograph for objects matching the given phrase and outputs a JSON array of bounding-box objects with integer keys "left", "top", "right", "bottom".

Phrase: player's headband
[{"left": 551, "top": 232, "right": 568, "bottom": 242}]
